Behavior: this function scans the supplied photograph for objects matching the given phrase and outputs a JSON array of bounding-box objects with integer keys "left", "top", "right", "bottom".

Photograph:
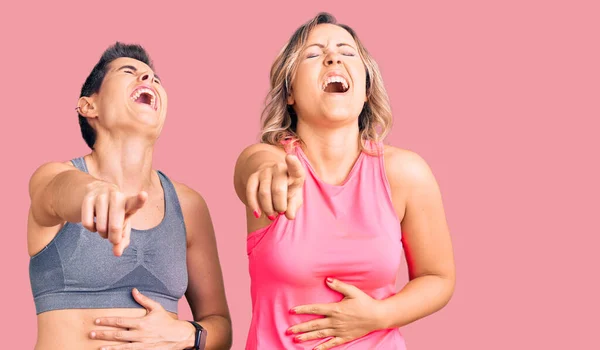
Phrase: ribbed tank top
[{"left": 246, "top": 142, "right": 406, "bottom": 349}]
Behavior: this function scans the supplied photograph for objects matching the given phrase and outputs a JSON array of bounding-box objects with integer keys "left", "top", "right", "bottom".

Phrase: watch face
[{"left": 199, "top": 328, "right": 207, "bottom": 349}]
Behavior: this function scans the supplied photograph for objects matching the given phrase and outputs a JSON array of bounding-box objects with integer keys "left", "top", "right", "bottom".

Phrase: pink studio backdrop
[{"left": 1, "top": 1, "right": 598, "bottom": 348}]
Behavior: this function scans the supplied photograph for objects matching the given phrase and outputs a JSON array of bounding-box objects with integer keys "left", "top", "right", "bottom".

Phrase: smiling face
[
  {"left": 287, "top": 24, "right": 367, "bottom": 128},
  {"left": 79, "top": 57, "right": 168, "bottom": 140}
]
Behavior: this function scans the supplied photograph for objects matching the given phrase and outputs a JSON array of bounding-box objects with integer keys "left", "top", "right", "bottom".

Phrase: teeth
[
  {"left": 130, "top": 88, "right": 157, "bottom": 109},
  {"left": 322, "top": 75, "right": 349, "bottom": 91}
]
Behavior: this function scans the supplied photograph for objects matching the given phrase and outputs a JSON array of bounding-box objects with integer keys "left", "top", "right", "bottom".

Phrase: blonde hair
[{"left": 260, "top": 12, "right": 393, "bottom": 151}]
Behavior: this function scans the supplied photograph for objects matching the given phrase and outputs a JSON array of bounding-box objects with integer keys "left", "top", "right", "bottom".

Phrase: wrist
[
  {"left": 179, "top": 320, "right": 197, "bottom": 349},
  {"left": 374, "top": 299, "right": 392, "bottom": 330},
  {"left": 184, "top": 320, "right": 208, "bottom": 350}
]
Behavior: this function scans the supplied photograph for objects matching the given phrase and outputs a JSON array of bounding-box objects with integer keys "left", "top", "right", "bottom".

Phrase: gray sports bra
[{"left": 29, "top": 157, "right": 188, "bottom": 314}]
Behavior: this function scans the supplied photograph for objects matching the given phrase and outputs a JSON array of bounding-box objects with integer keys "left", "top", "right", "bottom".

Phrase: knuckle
[
  {"left": 310, "top": 322, "right": 319, "bottom": 331},
  {"left": 248, "top": 172, "right": 259, "bottom": 183},
  {"left": 114, "top": 331, "right": 124, "bottom": 339},
  {"left": 115, "top": 317, "right": 125, "bottom": 326},
  {"left": 272, "top": 187, "right": 286, "bottom": 196},
  {"left": 260, "top": 168, "right": 273, "bottom": 178},
  {"left": 258, "top": 188, "right": 271, "bottom": 198},
  {"left": 274, "top": 162, "right": 287, "bottom": 172},
  {"left": 317, "top": 330, "right": 326, "bottom": 338},
  {"left": 107, "top": 182, "right": 120, "bottom": 192},
  {"left": 97, "top": 192, "right": 109, "bottom": 201},
  {"left": 109, "top": 224, "right": 122, "bottom": 233},
  {"left": 110, "top": 190, "right": 124, "bottom": 202}
]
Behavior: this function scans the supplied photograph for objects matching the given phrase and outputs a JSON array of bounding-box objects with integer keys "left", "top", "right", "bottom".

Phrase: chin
[{"left": 322, "top": 107, "right": 359, "bottom": 121}]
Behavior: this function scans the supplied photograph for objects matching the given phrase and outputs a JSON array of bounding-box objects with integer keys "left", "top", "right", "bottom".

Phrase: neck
[
  {"left": 296, "top": 120, "right": 362, "bottom": 185},
  {"left": 86, "top": 135, "right": 156, "bottom": 195}
]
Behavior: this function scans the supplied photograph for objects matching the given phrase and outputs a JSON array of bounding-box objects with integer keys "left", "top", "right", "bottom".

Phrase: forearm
[
  {"left": 179, "top": 315, "right": 232, "bottom": 350},
  {"left": 49, "top": 170, "right": 104, "bottom": 224},
  {"left": 234, "top": 148, "right": 283, "bottom": 204},
  {"left": 242, "top": 151, "right": 279, "bottom": 182},
  {"left": 31, "top": 166, "right": 99, "bottom": 226},
  {"left": 377, "top": 274, "right": 455, "bottom": 329}
]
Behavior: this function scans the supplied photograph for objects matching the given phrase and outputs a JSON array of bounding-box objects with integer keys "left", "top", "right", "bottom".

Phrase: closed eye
[{"left": 124, "top": 70, "right": 135, "bottom": 74}]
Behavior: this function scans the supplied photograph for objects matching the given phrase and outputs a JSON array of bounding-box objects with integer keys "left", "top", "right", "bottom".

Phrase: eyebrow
[
  {"left": 116, "top": 65, "right": 161, "bottom": 81},
  {"left": 305, "top": 42, "right": 357, "bottom": 50}
]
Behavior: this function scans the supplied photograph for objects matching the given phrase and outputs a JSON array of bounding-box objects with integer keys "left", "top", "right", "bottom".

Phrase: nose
[
  {"left": 324, "top": 52, "right": 342, "bottom": 66},
  {"left": 139, "top": 71, "right": 156, "bottom": 83}
]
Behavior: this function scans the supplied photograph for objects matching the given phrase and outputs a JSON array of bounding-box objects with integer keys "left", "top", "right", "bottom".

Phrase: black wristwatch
[{"left": 186, "top": 321, "right": 207, "bottom": 350}]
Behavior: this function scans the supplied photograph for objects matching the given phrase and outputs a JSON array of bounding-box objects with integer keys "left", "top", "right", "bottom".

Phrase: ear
[
  {"left": 287, "top": 90, "right": 295, "bottom": 106},
  {"left": 77, "top": 96, "right": 98, "bottom": 119}
]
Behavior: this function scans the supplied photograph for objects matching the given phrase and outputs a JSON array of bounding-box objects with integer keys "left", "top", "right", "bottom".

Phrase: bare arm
[
  {"left": 28, "top": 160, "right": 146, "bottom": 257},
  {"left": 233, "top": 143, "right": 286, "bottom": 206},
  {"left": 379, "top": 147, "right": 455, "bottom": 328},
  {"left": 176, "top": 183, "right": 232, "bottom": 350},
  {"left": 234, "top": 143, "right": 306, "bottom": 229},
  {"left": 29, "top": 161, "right": 103, "bottom": 227}
]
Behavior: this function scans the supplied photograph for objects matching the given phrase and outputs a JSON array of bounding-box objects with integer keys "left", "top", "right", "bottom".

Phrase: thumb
[
  {"left": 285, "top": 155, "right": 305, "bottom": 184},
  {"left": 132, "top": 288, "right": 162, "bottom": 312},
  {"left": 326, "top": 278, "right": 361, "bottom": 298},
  {"left": 125, "top": 191, "right": 148, "bottom": 217}
]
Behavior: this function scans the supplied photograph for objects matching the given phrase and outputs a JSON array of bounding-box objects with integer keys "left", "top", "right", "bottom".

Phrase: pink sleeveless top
[{"left": 246, "top": 142, "right": 406, "bottom": 349}]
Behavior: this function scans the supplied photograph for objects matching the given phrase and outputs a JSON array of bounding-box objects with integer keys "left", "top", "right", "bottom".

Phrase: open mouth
[
  {"left": 322, "top": 75, "right": 350, "bottom": 93},
  {"left": 130, "top": 86, "right": 157, "bottom": 110}
]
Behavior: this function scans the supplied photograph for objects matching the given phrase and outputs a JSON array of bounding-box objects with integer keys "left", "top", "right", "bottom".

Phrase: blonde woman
[{"left": 234, "top": 13, "right": 455, "bottom": 349}]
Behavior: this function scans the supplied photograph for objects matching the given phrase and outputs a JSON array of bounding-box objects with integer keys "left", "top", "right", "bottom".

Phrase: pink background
[{"left": 1, "top": 0, "right": 598, "bottom": 348}]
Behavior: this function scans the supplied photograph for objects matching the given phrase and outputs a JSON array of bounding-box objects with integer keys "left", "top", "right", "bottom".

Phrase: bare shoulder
[
  {"left": 170, "top": 180, "right": 208, "bottom": 213},
  {"left": 237, "top": 142, "right": 286, "bottom": 161},
  {"left": 383, "top": 145, "right": 437, "bottom": 189},
  {"left": 29, "top": 160, "right": 77, "bottom": 196},
  {"left": 30, "top": 160, "right": 76, "bottom": 178},
  {"left": 170, "top": 180, "right": 213, "bottom": 245}
]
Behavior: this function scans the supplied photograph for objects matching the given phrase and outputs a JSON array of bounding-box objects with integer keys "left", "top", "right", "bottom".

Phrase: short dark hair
[{"left": 78, "top": 42, "right": 154, "bottom": 149}]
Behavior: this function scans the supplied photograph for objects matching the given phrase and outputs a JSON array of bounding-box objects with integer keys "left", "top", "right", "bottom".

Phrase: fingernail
[
  {"left": 133, "top": 288, "right": 139, "bottom": 295},
  {"left": 90, "top": 331, "right": 96, "bottom": 338},
  {"left": 289, "top": 308, "right": 296, "bottom": 314},
  {"left": 294, "top": 336, "right": 302, "bottom": 343},
  {"left": 268, "top": 214, "right": 276, "bottom": 220},
  {"left": 279, "top": 212, "right": 285, "bottom": 215},
  {"left": 285, "top": 328, "right": 293, "bottom": 335},
  {"left": 94, "top": 318, "right": 100, "bottom": 325},
  {"left": 326, "top": 277, "right": 334, "bottom": 283},
  {"left": 253, "top": 210, "right": 260, "bottom": 218}
]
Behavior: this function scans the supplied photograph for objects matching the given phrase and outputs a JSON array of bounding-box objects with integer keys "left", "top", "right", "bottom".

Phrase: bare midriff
[{"left": 35, "top": 308, "right": 177, "bottom": 350}]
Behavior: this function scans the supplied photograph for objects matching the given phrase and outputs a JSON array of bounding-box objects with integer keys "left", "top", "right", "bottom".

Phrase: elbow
[{"left": 438, "top": 273, "right": 456, "bottom": 310}]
